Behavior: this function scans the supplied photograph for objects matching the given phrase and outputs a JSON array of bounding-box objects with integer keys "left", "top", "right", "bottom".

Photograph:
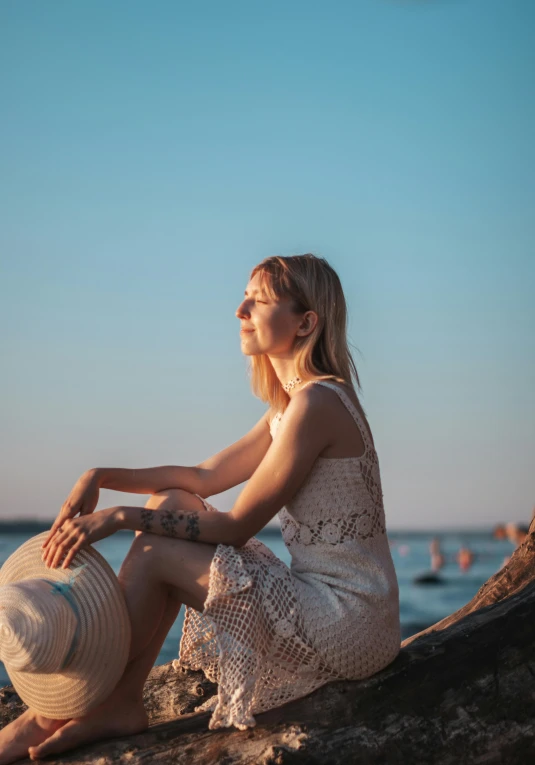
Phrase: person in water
[
  {"left": 430, "top": 537, "right": 445, "bottom": 571},
  {"left": 456, "top": 545, "right": 474, "bottom": 572},
  {"left": 0, "top": 254, "right": 400, "bottom": 763}
]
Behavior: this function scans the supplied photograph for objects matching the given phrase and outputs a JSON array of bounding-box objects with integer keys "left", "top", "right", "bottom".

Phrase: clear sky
[{"left": 1, "top": 0, "right": 534, "bottom": 529}]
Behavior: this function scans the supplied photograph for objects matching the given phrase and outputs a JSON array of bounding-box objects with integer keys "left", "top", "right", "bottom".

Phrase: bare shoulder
[
  {"left": 273, "top": 385, "right": 334, "bottom": 457},
  {"left": 295, "top": 379, "right": 350, "bottom": 407},
  {"left": 270, "top": 380, "right": 366, "bottom": 436},
  {"left": 275, "top": 384, "right": 334, "bottom": 430},
  {"left": 317, "top": 380, "right": 364, "bottom": 413},
  {"left": 290, "top": 382, "right": 339, "bottom": 424},
  {"left": 297, "top": 379, "right": 375, "bottom": 446}
]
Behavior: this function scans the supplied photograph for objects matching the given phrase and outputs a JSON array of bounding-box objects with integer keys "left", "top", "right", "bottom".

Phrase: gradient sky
[{"left": 1, "top": 0, "right": 534, "bottom": 529}]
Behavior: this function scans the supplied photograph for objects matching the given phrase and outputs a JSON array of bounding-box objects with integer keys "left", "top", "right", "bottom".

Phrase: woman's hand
[
  {"left": 41, "top": 470, "right": 101, "bottom": 552},
  {"left": 41, "top": 507, "right": 121, "bottom": 570}
]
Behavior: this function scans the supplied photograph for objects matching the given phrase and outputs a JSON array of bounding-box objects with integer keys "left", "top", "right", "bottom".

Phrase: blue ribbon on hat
[{"left": 37, "top": 563, "right": 88, "bottom": 671}]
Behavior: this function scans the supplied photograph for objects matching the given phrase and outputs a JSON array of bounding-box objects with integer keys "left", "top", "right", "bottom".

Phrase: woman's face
[{"left": 235, "top": 271, "right": 305, "bottom": 358}]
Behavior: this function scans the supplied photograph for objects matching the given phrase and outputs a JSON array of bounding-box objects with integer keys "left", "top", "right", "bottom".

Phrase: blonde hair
[{"left": 247, "top": 254, "right": 365, "bottom": 414}]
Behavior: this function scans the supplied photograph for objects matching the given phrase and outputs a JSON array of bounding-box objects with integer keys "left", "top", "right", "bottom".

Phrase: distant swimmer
[
  {"left": 456, "top": 545, "right": 474, "bottom": 572},
  {"left": 413, "top": 537, "right": 447, "bottom": 586},
  {"left": 429, "top": 537, "right": 445, "bottom": 572}
]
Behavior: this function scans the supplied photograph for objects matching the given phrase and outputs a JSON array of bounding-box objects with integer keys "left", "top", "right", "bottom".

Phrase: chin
[{"left": 240, "top": 341, "right": 262, "bottom": 356}]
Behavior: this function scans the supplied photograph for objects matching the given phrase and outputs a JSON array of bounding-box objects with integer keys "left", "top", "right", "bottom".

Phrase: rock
[{"left": 2, "top": 518, "right": 534, "bottom": 763}]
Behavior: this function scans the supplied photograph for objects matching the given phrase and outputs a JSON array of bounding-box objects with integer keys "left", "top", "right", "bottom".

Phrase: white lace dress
[{"left": 175, "top": 381, "right": 400, "bottom": 730}]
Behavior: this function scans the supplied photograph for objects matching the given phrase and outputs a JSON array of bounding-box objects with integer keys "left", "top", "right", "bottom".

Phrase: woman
[{"left": 0, "top": 253, "right": 400, "bottom": 762}]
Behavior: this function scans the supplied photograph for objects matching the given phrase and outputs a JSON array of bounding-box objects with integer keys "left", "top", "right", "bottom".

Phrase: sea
[{"left": 0, "top": 522, "right": 514, "bottom": 688}]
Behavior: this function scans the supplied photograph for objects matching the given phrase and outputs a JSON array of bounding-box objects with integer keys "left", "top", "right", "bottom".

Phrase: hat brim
[{"left": 0, "top": 531, "right": 131, "bottom": 719}]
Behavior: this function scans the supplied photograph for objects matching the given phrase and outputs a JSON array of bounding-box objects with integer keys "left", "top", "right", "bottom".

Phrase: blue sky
[{"left": 1, "top": 0, "right": 534, "bottom": 529}]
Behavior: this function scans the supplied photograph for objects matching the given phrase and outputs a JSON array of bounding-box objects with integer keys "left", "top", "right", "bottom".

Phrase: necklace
[{"left": 282, "top": 376, "right": 302, "bottom": 393}]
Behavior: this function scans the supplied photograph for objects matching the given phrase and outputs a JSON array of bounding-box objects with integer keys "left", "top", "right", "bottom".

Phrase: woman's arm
[
  {"left": 116, "top": 502, "right": 239, "bottom": 545},
  {"left": 93, "top": 466, "right": 205, "bottom": 496},
  {"left": 44, "top": 389, "right": 330, "bottom": 569},
  {"left": 116, "top": 387, "right": 330, "bottom": 547}
]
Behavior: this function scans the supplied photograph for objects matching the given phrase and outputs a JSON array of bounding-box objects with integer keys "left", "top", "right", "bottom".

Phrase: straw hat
[{"left": 0, "top": 530, "right": 131, "bottom": 719}]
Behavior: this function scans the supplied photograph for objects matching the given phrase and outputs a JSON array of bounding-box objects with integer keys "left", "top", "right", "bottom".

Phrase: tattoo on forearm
[
  {"left": 160, "top": 509, "right": 184, "bottom": 537},
  {"left": 144, "top": 507, "right": 201, "bottom": 541},
  {"left": 185, "top": 511, "right": 200, "bottom": 542},
  {"left": 140, "top": 509, "right": 154, "bottom": 533}
]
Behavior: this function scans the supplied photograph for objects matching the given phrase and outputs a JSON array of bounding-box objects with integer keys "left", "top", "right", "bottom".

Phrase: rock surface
[{"left": 1, "top": 519, "right": 534, "bottom": 763}]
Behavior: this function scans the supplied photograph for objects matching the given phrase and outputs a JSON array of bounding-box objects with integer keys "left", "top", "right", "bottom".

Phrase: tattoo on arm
[
  {"left": 185, "top": 511, "right": 200, "bottom": 542},
  {"left": 140, "top": 508, "right": 154, "bottom": 533},
  {"left": 143, "top": 507, "right": 201, "bottom": 541},
  {"left": 160, "top": 509, "right": 184, "bottom": 538}
]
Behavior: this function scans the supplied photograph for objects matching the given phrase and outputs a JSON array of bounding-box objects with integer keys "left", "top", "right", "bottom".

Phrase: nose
[{"left": 235, "top": 299, "right": 250, "bottom": 320}]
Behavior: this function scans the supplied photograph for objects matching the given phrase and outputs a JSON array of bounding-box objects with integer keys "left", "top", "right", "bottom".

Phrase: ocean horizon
[{"left": 0, "top": 518, "right": 507, "bottom": 535}]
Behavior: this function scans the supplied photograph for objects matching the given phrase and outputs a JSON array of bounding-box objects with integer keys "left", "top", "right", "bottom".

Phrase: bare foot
[
  {"left": 0, "top": 708, "right": 70, "bottom": 765},
  {"left": 27, "top": 690, "right": 148, "bottom": 761}
]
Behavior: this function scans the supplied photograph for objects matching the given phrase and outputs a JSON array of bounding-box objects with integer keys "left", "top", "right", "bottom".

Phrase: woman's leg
[
  {"left": 0, "top": 489, "right": 215, "bottom": 765},
  {"left": 108, "top": 488, "right": 216, "bottom": 698}
]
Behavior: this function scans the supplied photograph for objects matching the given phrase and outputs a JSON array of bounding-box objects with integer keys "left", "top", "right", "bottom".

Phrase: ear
[{"left": 296, "top": 310, "right": 319, "bottom": 337}]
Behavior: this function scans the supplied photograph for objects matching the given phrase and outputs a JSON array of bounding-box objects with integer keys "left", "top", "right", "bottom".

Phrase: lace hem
[
  {"left": 177, "top": 543, "right": 258, "bottom": 729},
  {"left": 175, "top": 532, "right": 343, "bottom": 731}
]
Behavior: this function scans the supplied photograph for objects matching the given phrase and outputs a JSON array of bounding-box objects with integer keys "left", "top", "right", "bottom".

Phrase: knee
[{"left": 144, "top": 488, "right": 199, "bottom": 511}]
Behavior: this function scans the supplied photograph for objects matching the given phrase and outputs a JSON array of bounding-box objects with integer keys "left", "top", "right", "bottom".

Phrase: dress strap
[{"left": 303, "top": 380, "right": 374, "bottom": 450}]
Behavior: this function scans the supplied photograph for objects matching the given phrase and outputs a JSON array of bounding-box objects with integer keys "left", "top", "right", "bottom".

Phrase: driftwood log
[{"left": 1, "top": 518, "right": 534, "bottom": 764}]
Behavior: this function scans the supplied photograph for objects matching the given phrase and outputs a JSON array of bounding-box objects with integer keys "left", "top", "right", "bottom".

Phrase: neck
[{"left": 268, "top": 357, "right": 299, "bottom": 391}]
